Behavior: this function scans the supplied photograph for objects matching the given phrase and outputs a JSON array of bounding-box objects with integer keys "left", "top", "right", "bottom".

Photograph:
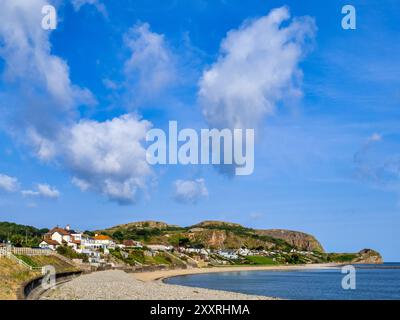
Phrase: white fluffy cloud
[
  {"left": 0, "top": 174, "right": 19, "bottom": 192},
  {"left": 71, "top": 0, "right": 108, "bottom": 17},
  {"left": 0, "top": 0, "right": 96, "bottom": 107},
  {"left": 199, "top": 7, "right": 315, "bottom": 129},
  {"left": 22, "top": 183, "right": 60, "bottom": 199},
  {"left": 0, "top": 2, "right": 157, "bottom": 205},
  {"left": 123, "top": 23, "right": 177, "bottom": 106},
  {"left": 65, "top": 114, "right": 153, "bottom": 204},
  {"left": 0, "top": 1, "right": 152, "bottom": 205},
  {"left": 0, "top": 0, "right": 96, "bottom": 159},
  {"left": 174, "top": 179, "right": 208, "bottom": 204}
]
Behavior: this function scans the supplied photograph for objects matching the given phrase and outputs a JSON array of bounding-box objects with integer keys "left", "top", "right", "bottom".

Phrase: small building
[
  {"left": 238, "top": 248, "right": 251, "bottom": 256},
  {"left": 217, "top": 250, "right": 239, "bottom": 260},
  {"left": 122, "top": 240, "right": 142, "bottom": 248},
  {"left": 147, "top": 244, "right": 173, "bottom": 251},
  {"left": 94, "top": 234, "right": 115, "bottom": 247},
  {"left": 39, "top": 239, "right": 60, "bottom": 251}
]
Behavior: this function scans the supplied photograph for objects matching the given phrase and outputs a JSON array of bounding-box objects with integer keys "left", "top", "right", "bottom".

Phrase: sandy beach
[
  {"left": 40, "top": 264, "right": 338, "bottom": 300},
  {"left": 133, "top": 263, "right": 339, "bottom": 282}
]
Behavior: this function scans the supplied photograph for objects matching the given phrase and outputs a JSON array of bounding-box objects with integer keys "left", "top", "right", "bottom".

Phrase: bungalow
[{"left": 39, "top": 239, "right": 60, "bottom": 250}]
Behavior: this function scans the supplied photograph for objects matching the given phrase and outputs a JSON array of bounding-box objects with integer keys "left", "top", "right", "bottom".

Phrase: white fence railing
[
  {"left": 0, "top": 246, "right": 54, "bottom": 270},
  {"left": 0, "top": 246, "right": 54, "bottom": 258},
  {"left": 12, "top": 247, "right": 54, "bottom": 256},
  {"left": 0, "top": 246, "right": 9, "bottom": 257}
]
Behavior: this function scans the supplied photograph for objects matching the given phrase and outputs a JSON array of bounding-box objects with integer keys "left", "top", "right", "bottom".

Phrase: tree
[{"left": 112, "top": 231, "right": 124, "bottom": 242}]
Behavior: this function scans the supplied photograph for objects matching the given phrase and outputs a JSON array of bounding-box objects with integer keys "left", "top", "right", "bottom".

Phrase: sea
[{"left": 164, "top": 263, "right": 400, "bottom": 300}]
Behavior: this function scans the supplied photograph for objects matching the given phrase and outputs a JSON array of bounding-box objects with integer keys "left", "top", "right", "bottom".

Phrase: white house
[
  {"left": 93, "top": 234, "right": 114, "bottom": 247},
  {"left": 217, "top": 250, "right": 239, "bottom": 260},
  {"left": 79, "top": 234, "right": 115, "bottom": 252},
  {"left": 39, "top": 226, "right": 81, "bottom": 250},
  {"left": 39, "top": 239, "right": 59, "bottom": 250},
  {"left": 237, "top": 248, "right": 251, "bottom": 256},
  {"left": 147, "top": 244, "right": 173, "bottom": 251}
]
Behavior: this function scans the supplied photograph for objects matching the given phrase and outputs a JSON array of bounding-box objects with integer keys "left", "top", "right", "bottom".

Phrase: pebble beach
[
  {"left": 40, "top": 269, "right": 273, "bottom": 300},
  {"left": 40, "top": 264, "right": 338, "bottom": 300}
]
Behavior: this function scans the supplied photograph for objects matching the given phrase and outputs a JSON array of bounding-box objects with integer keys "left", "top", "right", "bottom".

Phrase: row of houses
[
  {"left": 37, "top": 225, "right": 314, "bottom": 266},
  {"left": 179, "top": 247, "right": 298, "bottom": 260},
  {"left": 39, "top": 225, "right": 116, "bottom": 262}
]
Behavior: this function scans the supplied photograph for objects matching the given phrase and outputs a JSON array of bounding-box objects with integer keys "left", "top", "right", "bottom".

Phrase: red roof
[
  {"left": 47, "top": 227, "right": 71, "bottom": 236},
  {"left": 41, "top": 239, "right": 59, "bottom": 245}
]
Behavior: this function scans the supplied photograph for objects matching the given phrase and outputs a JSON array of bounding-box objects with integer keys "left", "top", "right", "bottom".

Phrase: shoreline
[
  {"left": 40, "top": 269, "right": 275, "bottom": 300},
  {"left": 132, "top": 263, "right": 340, "bottom": 282},
  {"left": 39, "top": 264, "right": 340, "bottom": 300}
]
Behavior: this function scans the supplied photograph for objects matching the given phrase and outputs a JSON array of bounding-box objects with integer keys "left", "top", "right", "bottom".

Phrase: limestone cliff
[{"left": 255, "top": 229, "right": 325, "bottom": 253}]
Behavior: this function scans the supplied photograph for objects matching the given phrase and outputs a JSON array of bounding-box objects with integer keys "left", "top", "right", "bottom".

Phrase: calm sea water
[{"left": 165, "top": 263, "right": 400, "bottom": 300}]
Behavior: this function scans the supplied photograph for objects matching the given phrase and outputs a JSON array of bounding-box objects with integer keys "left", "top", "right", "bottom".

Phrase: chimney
[{"left": 66, "top": 224, "right": 70, "bottom": 231}]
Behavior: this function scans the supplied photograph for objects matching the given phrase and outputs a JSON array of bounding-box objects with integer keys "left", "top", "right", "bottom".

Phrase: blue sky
[{"left": 0, "top": 0, "right": 400, "bottom": 261}]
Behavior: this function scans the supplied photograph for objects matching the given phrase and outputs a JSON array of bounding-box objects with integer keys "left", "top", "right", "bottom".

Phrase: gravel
[{"left": 40, "top": 270, "right": 273, "bottom": 300}]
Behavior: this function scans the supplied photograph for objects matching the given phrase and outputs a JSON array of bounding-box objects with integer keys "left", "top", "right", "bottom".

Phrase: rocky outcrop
[
  {"left": 99, "top": 220, "right": 385, "bottom": 262},
  {"left": 352, "top": 249, "right": 383, "bottom": 264},
  {"left": 255, "top": 229, "right": 325, "bottom": 253}
]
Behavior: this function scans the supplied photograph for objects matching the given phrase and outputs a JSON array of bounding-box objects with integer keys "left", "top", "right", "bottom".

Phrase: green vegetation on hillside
[
  {"left": 191, "top": 222, "right": 254, "bottom": 235},
  {"left": 56, "top": 245, "right": 88, "bottom": 262},
  {"left": 99, "top": 220, "right": 303, "bottom": 252},
  {"left": 14, "top": 254, "right": 78, "bottom": 272},
  {"left": 244, "top": 256, "right": 278, "bottom": 265},
  {"left": 109, "top": 247, "right": 185, "bottom": 267},
  {"left": 0, "top": 222, "right": 48, "bottom": 247},
  {"left": 104, "top": 226, "right": 188, "bottom": 243},
  {"left": 326, "top": 253, "right": 358, "bottom": 263}
]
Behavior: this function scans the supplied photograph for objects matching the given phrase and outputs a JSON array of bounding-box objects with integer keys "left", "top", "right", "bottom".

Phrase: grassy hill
[
  {"left": 0, "top": 258, "right": 39, "bottom": 300},
  {"left": 0, "top": 254, "right": 78, "bottom": 300},
  {"left": 14, "top": 255, "right": 79, "bottom": 273},
  {"left": 97, "top": 220, "right": 323, "bottom": 252},
  {"left": 96, "top": 220, "right": 383, "bottom": 264}
]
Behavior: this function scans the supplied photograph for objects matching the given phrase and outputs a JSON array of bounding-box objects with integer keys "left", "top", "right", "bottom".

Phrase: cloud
[
  {"left": 173, "top": 178, "right": 208, "bottom": 204},
  {"left": 64, "top": 114, "right": 153, "bottom": 204},
  {"left": 0, "top": 1, "right": 154, "bottom": 205},
  {"left": 102, "top": 78, "right": 120, "bottom": 90},
  {"left": 22, "top": 183, "right": 60, "bottom": 199},
  {"left": 0, "top": 0, "right": 96, "bottom": 159},
  {"left": 368, "top": 133, "right": 382, "bottom": 142},
  {"left": 353, "top": 133, "right": 400, "bottom": 186},
  {"left": 123, "top": 22, "right": 177, "bottom": 107},
  {"left": 198, "top": 6, "right": 315, "bottom": 130},
  {"left": 0, "top": 3, "right": 156, "bottom": 205},
  {"left": 249, "top": 212, "right": 264, "bottom": 220},
  {"left": 71, "top": 0, "right": 108, "bottom": 17},
  {"left": 0, "top": 174, "right": 19, "bottom": 192}
]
